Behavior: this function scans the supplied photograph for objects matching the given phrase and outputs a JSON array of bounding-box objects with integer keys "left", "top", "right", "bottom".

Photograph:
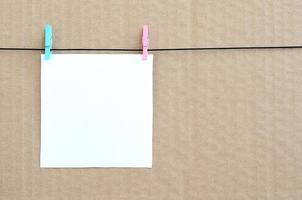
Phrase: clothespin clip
[
  {"left": 44, "top": 24, "right": 53, "bottom": 60},
  {"left": 142, "top": 25, "right": 149, "bottom": 60}
]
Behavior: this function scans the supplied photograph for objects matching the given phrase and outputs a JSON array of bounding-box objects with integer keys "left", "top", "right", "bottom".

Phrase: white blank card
[{"left": 41, "top": 54, "right": 153, "bottom": 168}]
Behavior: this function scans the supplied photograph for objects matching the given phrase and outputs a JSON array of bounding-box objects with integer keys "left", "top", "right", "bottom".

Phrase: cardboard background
[{"left": 1, "top": 0, "right": 302, "bottom": 199}]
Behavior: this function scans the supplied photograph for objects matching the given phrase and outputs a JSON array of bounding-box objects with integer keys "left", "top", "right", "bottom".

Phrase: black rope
[{"left": 0, "top": 45, "right": 302, "bottom": 52}]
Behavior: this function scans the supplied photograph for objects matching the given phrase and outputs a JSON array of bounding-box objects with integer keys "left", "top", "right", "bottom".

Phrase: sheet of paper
[{"left": 40, "top": 54, "right": 153, "bottom": 168}]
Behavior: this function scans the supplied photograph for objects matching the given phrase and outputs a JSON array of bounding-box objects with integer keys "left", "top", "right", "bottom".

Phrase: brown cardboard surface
[{"left": 1, "top": 0, "right": 302, "bottom": 199}]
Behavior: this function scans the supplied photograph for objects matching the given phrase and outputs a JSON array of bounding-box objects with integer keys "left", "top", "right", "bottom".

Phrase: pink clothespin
[{"left": 142, "top": 25, "right": 149, "bottom": 60}]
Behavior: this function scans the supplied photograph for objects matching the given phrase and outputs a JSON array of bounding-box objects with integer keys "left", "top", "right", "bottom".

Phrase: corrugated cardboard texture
[{"left": 1, "top": 0, "right": 302, "bottom": 199}]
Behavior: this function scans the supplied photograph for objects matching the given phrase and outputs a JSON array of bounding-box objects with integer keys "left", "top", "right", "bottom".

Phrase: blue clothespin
[{"left": 44, "top": 24, "right": 52, "bottom": 60}]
